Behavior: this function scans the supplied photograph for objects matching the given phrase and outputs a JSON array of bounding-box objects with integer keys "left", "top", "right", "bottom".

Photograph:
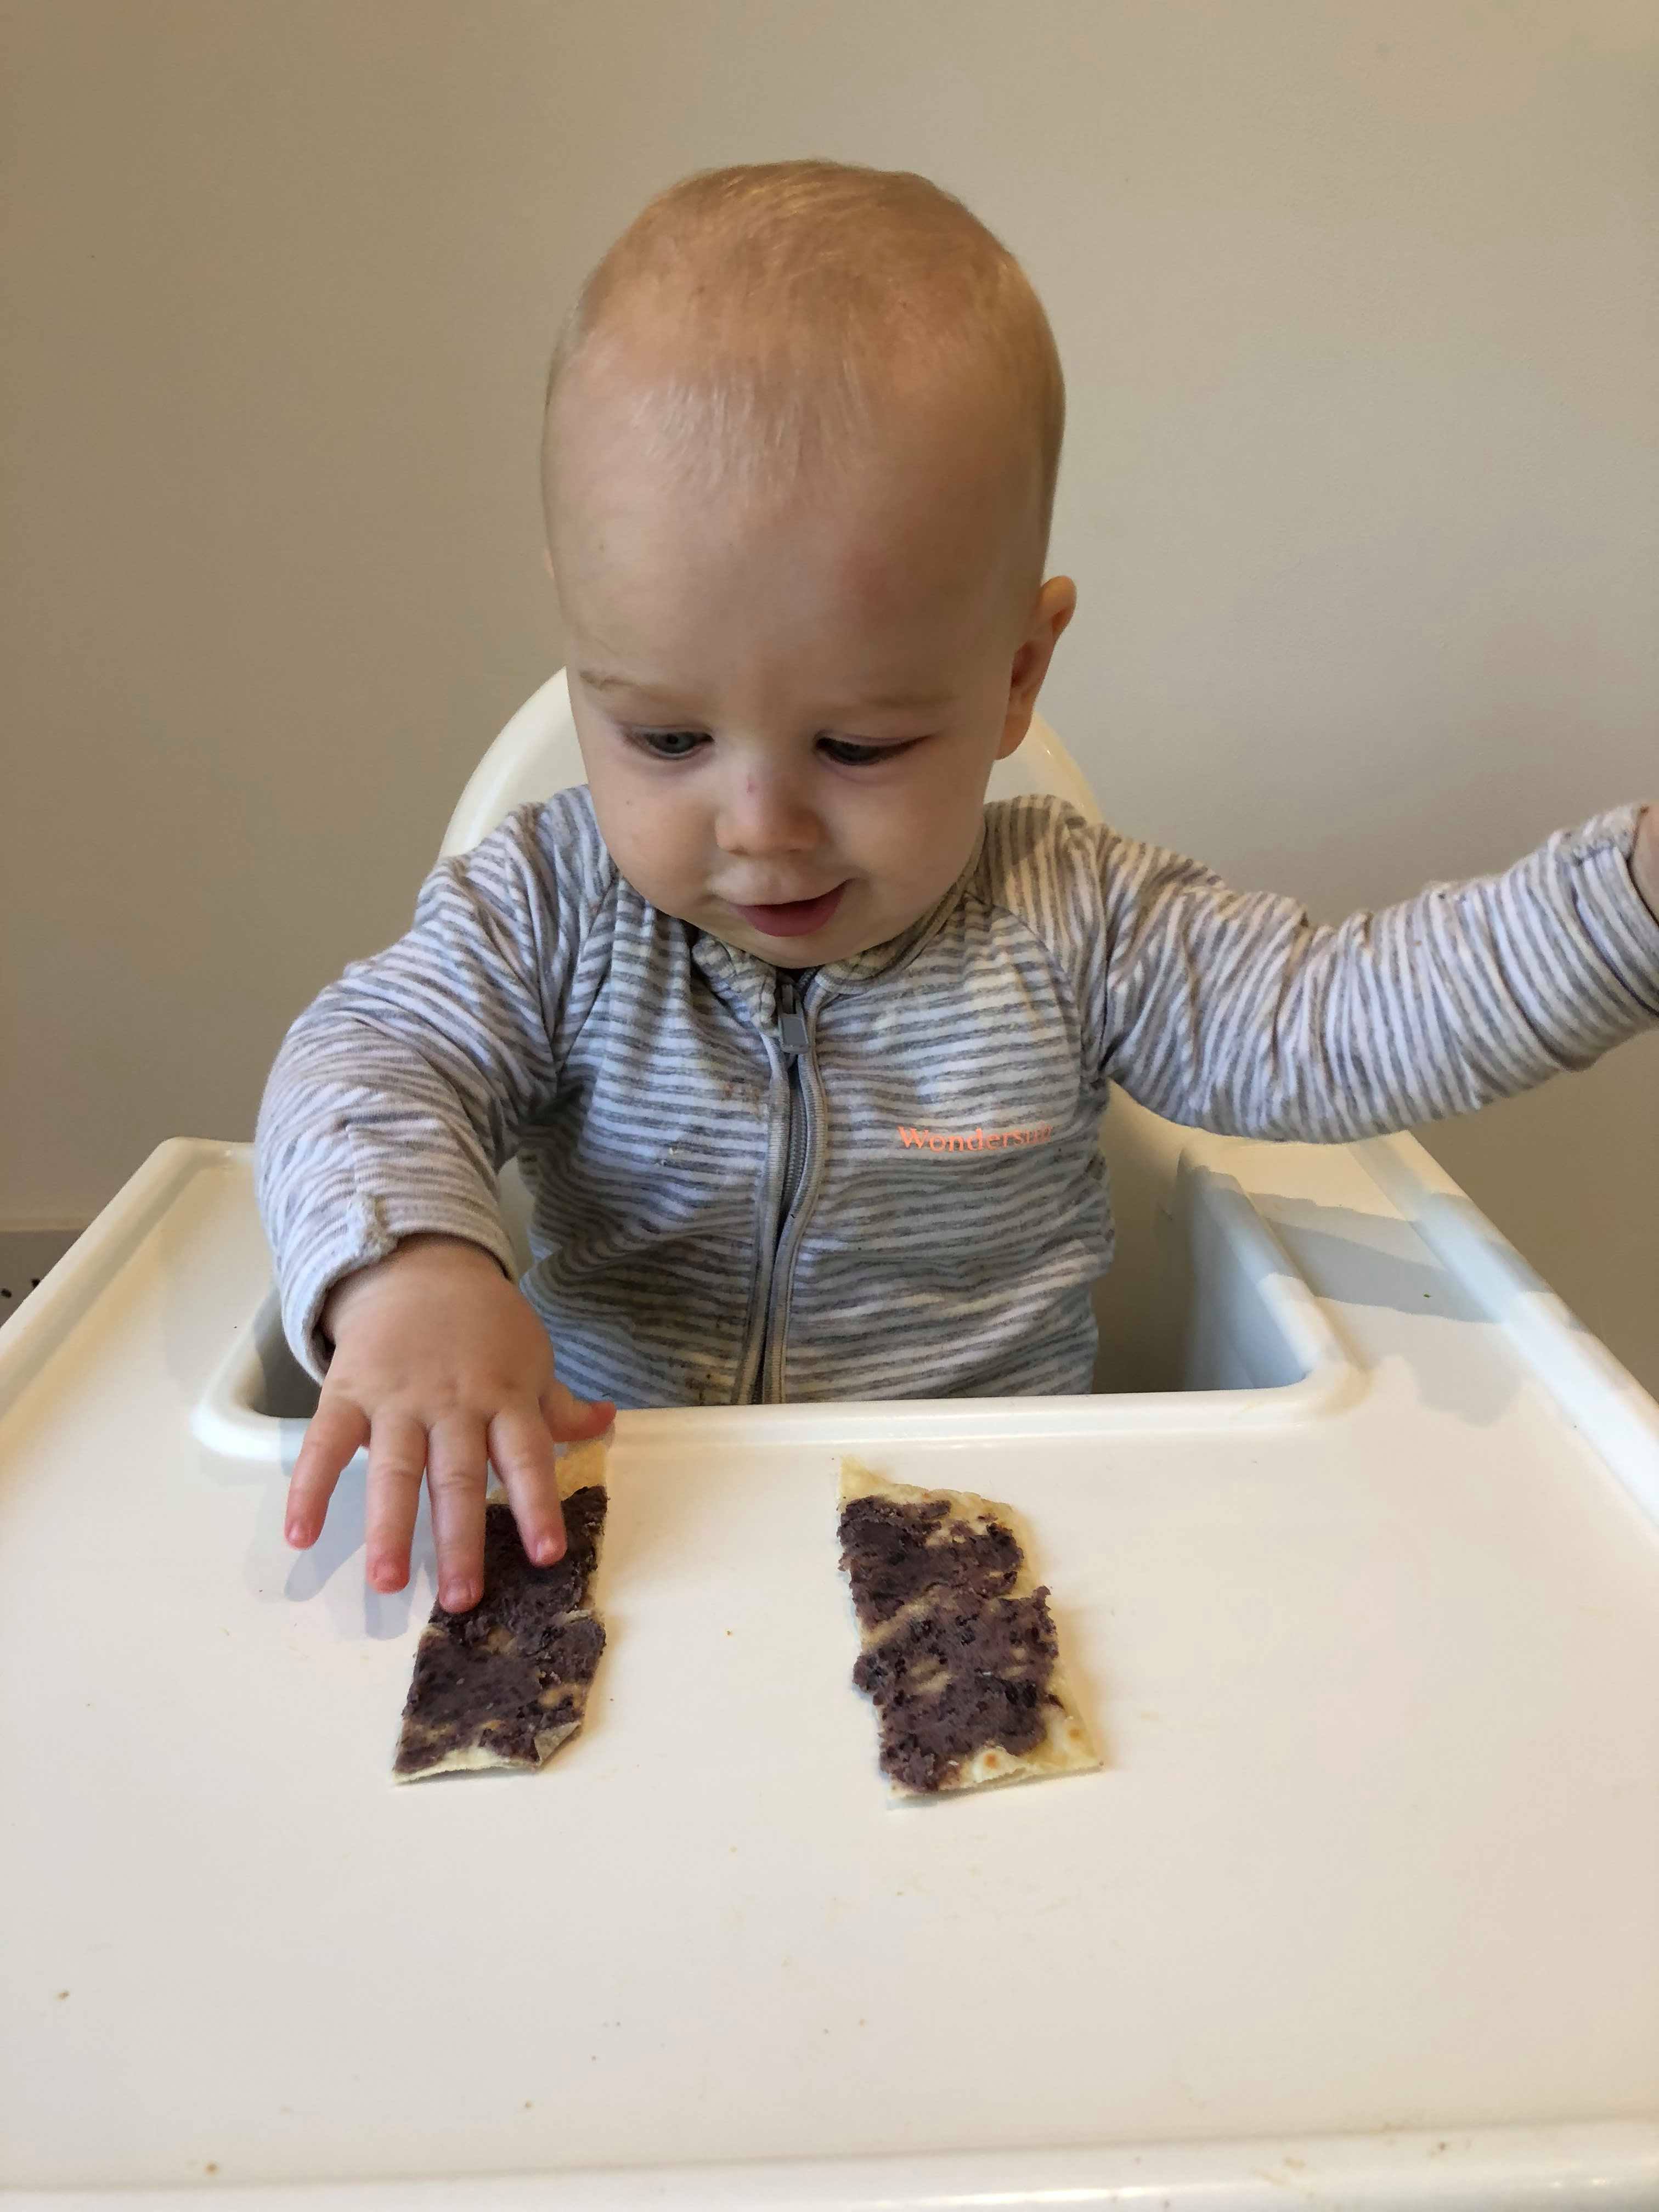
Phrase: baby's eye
[
  {"left": 819, "top": 736, "right": 913, "bottom": 768},
  {"left": 630, "top": 728, "right": 708, "bottom": 760}
]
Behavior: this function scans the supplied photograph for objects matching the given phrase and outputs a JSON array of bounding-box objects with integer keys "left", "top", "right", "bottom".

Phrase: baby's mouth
[{"left": 727, "top": 883, "right": 848, "bottom": 939}]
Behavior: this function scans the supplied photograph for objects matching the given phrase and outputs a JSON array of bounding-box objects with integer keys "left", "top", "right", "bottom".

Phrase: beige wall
[{"left": 3, "top": 1, "right": 1655, "bottom": 1386}]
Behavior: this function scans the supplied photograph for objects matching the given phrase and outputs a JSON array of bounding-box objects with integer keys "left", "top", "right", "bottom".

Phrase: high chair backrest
[{"left": 439, "top": 668, "right": 1101, "bottom": 858}]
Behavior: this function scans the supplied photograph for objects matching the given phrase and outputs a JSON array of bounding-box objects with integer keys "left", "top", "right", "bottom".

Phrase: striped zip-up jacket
[{"left": 257, "top": 792, "right": 1659, "bottom": 1406}]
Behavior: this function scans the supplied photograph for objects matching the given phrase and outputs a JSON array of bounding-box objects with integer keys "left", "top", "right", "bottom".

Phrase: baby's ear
[
  {"left": 998, "top": 576, "right": 1077, "bottom": 754},
  {"left": 1034, "top": 573, "right": 1077, "bottom": 658},
  {"left": 1017, "top": 575, "right": 1076, "bottom": 697}
]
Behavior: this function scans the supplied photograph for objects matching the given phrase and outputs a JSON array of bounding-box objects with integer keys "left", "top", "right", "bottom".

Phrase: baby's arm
[
  {"left": 257, "top": 800, "right": 614, "bottom": 1609},
  {"left": 1084, "top": 800, "right": 1659, "bottom": 1138}
]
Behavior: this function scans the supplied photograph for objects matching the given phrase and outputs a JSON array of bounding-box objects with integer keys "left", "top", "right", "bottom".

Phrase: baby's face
[{"left": 550, "top": 392, "right": 1073, "bottom": 967}]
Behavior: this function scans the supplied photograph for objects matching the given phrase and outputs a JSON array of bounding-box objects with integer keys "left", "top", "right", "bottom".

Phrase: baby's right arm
[
  {"left": 287, "top": 1233, "right": 611, "bottom": 1615},
  {"left": 257, "top": 797, "right": 618, "bottom": 1610}
]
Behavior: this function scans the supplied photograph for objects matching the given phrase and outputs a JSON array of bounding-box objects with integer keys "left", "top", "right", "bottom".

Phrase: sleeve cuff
[
  {"left": 280, "top": 1188, "right": 518, "bottom": 1382},
  {"left": 1560, "top": 803, "right": 1659, "bottom": 1019}
]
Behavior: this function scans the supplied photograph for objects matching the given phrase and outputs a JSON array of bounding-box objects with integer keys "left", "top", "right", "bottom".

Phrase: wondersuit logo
[{"left": 896, "top": 1122, "right": 1055, "bottom": 1153}]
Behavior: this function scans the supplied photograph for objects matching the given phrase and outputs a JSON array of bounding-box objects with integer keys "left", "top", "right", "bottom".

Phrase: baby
[{"left": 258, "top": 161, "right": 1659, "bottom": 1616}]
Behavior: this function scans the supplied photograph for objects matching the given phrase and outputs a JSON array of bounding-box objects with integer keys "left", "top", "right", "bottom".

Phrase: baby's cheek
[{"left": 596, "top": 798, "right": 705, "bottom": 913}]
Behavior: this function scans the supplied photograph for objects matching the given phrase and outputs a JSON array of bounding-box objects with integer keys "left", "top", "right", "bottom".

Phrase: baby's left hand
[{"left": 1634, "top": 803, "right": 1659, "bottom": 924}]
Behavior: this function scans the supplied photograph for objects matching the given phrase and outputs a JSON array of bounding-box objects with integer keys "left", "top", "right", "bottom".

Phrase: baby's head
[{"left": 543, "top": 161, "right": 1075, "bottom": 964}]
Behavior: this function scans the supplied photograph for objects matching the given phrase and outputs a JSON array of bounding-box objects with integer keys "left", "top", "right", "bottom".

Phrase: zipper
[
  {"left": 740, "top": 974, "right": 823, "bottom": 1404},
  {"left": 774, "top": 980, "right": 811, "bottom": 1230}
]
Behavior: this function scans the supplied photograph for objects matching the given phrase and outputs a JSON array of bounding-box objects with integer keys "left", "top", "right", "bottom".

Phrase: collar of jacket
[{"left": 688, "top": 819, "right": 989, "bottom": 1013}]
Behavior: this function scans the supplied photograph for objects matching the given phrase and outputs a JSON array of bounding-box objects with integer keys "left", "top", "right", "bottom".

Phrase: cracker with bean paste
[
  {"left": 837, "top": 1458, "right": 1098, "bottom": 1800},
  {"left": 393, "top": 1440, "right": 609, "bottom": 1782}
]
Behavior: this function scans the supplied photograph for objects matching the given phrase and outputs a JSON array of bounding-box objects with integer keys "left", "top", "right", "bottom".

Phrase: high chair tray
[{"left": 1, "top": 1138, "right": 1656, "bottom": 2210}]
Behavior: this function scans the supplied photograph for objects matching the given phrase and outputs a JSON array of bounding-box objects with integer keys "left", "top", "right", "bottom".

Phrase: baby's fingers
[
  {"left": 287, "top": 1395, "right": 370, "bottom": 1548},
  {"left": 363, "top": 1409, "right": 430, "bottom": 1596},
  {"left": 488, "top": 1402, "right": 568, "bottom": 1568},
  {"left": 426, "top": 1413, "right": 489, "bottom": 1613}
]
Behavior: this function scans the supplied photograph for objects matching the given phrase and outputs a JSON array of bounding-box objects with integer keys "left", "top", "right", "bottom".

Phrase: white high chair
[{"left": 4, "top": 680, "right": 1658, "bottom": 2207}]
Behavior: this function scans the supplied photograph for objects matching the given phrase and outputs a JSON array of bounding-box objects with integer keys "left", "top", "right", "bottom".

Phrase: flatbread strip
[
  {"left": 393, "top": 1439, "right": 609, "bottom": 1782},
  {"left": 837, "top": 1459, "right": 1098, "bottom": 1801}
]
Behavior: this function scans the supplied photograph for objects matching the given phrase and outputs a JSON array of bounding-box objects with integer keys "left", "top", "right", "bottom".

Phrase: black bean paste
[
  {"left": 394, "top": 1487, "right": 607, "bottom": 1779},
  {"left": 838, "top": 1492, "right": 1064, "bottom": 1793}
]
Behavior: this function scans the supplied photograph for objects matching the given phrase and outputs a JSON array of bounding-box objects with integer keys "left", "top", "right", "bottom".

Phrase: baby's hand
[{"left": 285, "top": 1234, "right": 613, "bottom": 1612}]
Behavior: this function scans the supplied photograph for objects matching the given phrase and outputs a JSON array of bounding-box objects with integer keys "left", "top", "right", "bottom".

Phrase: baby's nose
[{"left": 714, "top": 771, "right": 821, "bottom": 855}]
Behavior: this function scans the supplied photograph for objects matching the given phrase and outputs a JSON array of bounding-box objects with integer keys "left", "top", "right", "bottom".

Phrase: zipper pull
[{"left": 777, "top": 980, "right": 809, "bottom": 1058}]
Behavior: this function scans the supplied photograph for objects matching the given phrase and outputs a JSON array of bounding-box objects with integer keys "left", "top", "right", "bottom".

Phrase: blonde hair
[{"left": 543, "top": 160, "right": 1064, "bottom": 550}]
